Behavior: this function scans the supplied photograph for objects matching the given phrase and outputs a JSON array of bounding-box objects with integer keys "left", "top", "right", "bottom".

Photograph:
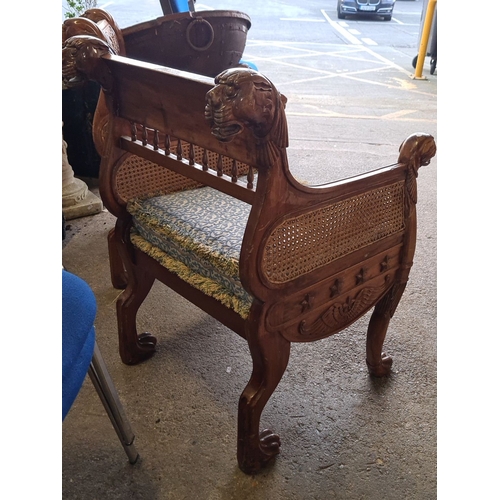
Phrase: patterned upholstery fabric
[{"left": 128, "top": 186, "right": 253, "bottom": 318}]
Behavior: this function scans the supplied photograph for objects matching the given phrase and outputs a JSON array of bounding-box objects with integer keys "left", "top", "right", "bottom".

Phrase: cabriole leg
[
  {"left": 116, "top": 265, "right": 157, "bottom": 365},
  {"left": 366, "top": 284, "right": 407, "bottom": 377},
  {"left": 108, "top": 228, "right": 128, "bottom": 289},
  {"left": 366, "top": 307, "right": 393, "bottom": 377},
  {"left": 237, "top": 309, "right": 291, "bottom": 474}
]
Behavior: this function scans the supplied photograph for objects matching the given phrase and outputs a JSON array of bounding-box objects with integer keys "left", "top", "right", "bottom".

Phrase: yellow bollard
[{"left": 411, "top": 0, "right": 437, "bottom": 80}]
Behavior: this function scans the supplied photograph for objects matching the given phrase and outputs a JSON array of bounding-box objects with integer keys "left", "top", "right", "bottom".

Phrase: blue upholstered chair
[{"left": 62, "top": 270, "right": 139, "bottom": 464}]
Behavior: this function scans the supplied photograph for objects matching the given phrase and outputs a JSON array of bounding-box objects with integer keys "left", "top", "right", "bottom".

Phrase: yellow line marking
[
  {"left": 242, "top": 41, "right": 436, "bottom": 97},
  {"left": 380, "top": 110, "right": 417, "bottom": 119}
]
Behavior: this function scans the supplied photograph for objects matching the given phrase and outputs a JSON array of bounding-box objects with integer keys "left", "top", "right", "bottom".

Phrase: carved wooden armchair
[{"left": 62, "top": 33, "right": 436, "bottom": 474}]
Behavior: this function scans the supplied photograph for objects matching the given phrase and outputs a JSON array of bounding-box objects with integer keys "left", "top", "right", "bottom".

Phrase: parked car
[{"left": 337, "top": 0, "right": 396, "bottom": 21}]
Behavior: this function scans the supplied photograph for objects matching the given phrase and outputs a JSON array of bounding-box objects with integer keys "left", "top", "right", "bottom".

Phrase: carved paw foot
[
  {"left": 123, "top": 332, "right": 157, "bottom": 365},
  {"left": 260, "top": 429, "right": 281, "bottom": 456},
  {"left": 366, "top": 352, "right": 393, "bottom": 377},
  {"left": 239, "top": 429, "right": 281, "bottom": 475}
]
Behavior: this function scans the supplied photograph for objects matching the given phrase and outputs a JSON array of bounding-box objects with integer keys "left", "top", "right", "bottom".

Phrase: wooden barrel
[{"left": 122, "top": 10, "right": 252, "bottom": 77}]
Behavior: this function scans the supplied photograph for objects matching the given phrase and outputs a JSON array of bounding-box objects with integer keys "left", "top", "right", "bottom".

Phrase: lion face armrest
[
  {"left": 62, "top": 9, "right": 126, "bottom": 159},
  {"left": 62, "top": 35, "right": 116, "bottom": 91},
  {"left": 205, "top": 67, "right": 289, "bottom": 167},
  {"left": 398, "top": 132, "right": 437, "bottom": 213}
]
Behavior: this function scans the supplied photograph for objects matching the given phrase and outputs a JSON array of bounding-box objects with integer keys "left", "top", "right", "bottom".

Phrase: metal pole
[
  {"left": 412, "top": 0, "right": 437, "bottom": 80},
  {"left": 88, "top": 342, "right": 139, "bottom": 464}
]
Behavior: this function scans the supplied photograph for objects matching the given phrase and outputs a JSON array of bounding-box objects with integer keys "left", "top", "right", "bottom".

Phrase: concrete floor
[{"left": 62, "top": 38, "right": 437, "bottom": 500}]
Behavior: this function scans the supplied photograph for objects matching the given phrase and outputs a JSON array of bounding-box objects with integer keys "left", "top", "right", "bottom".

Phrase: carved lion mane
[
  {"left": 62, "top": 35, "right": 115, "bottom": 87},
  {"left": 205, "top": 68, "right": 288, "bottom": 165},
  {"left": 398, "top": 133, "right": 436, "bottom": 211}
]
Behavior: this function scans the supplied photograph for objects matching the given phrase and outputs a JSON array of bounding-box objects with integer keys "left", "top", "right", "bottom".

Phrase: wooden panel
[
  {"left": 266, "top": 245, "right": 403, "bottom": 334},
  {"left": 106, "top": 56, "right": 260, "bottom": 166}
]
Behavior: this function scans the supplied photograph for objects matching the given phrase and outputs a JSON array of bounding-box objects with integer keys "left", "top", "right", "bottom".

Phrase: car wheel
[
  {"left": 430, "top": 58, "right": 436, "bottom": 75},
  {"left": 384, "top": 15, "right": 392, "bottom": 21},
  {"left": 337, "top": 5, "right": 346, "bottom": 19}
]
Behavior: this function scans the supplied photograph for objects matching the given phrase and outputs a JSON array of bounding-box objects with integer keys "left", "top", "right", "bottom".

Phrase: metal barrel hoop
[{"left": 186, "top": 17, "right": 215, "bottom": 51}]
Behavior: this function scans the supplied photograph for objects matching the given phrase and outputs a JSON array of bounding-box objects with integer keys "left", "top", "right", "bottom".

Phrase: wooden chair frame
[{"left": 62, "top": 30, "right": 436, "bottom": 474}]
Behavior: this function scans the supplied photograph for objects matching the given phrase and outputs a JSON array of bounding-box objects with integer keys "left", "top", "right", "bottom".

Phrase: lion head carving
[
  {"left": 205, "top": 68, "right": 288, "bottom": 164},
  {"left": 62, "top": 35, "right": 115, "bottom": 88},
  {"left": 398, "top": 133, "right": 436, "bottom": 172},
  {"left": 398, "top": 133, "right": 436, "bottom": 212}
]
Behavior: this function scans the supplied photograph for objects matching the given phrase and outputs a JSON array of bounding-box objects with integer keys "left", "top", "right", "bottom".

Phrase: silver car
[{"left": 337, "top": 0, "right": 396, "bottom": 21}]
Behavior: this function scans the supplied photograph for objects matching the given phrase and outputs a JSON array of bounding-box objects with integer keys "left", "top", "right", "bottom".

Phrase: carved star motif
[
  {"left": 300, "top": 293, "right": 313, "bottom": 313},
  {"left": 356, "top": 268, "right": 366, "bottom": 285},
  {"left": 380, "top": 256, "right": 389, "bottom": 273},
  {"left": 330, "top": 279, "right": 342, "bottom": 297}
]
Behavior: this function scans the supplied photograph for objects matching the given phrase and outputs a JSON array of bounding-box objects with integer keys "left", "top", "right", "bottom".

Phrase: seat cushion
[
  {"left": 128, "top": 186, "right": 253, "bottom": 318},
  {"left": 62, "top": 270, "right": 96, "bottom": 420}
]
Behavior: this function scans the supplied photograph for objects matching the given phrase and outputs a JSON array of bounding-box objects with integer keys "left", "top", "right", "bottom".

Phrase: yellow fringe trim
[{"left": 130, "top": 233, "right": 252, "bottom": 319}]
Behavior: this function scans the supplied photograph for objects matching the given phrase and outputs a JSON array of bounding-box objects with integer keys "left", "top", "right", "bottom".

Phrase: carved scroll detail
[
  {"left": 205, "top": 68, "right": 288, "bottom": 166},
  {"left": 82, "top": 8, "right": 125, "bottom": 55},
  {"left": 62, "top": 17, "right": 104, "bottom": 46},
  {"left": 298, "top": 282, "right": 389, "bottom": 338}
]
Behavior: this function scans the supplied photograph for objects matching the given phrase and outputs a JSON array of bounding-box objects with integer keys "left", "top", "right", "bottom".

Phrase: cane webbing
[
  {"left": 263, "top": 182, "right": 405, "bottom": 283},
  {"left": 115, "top": 141, "right": 252, "bottom": 202},
  {"left": 115, "top": 155, "right": 201, "bottom": 201}
]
